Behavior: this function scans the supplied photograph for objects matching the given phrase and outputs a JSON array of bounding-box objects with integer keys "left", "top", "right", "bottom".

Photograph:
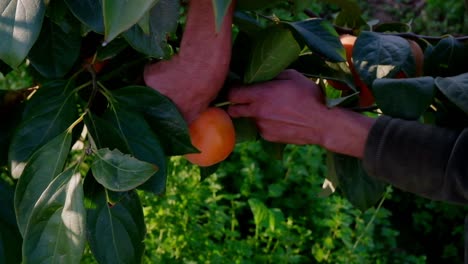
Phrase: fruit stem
[{"left": 214, "top": 101, "right": 234, "bottom": 107}]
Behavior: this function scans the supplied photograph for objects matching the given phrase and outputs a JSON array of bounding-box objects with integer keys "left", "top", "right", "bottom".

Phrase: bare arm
[{"left": 144, "top": 0, "right": 234, "bottom": 123}]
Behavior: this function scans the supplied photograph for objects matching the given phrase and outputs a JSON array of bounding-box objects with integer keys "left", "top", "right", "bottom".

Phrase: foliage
[{"left": 0, "top": 0, "right": 468, "bottom": 263}]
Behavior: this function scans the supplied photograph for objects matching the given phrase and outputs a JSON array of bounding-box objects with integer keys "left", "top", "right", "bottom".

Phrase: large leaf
[
  {"left": 64, "top": 0, "right": 104, "bottom": 33},
  {"left": 436, "top": 73, "right": 468, "bottom": 115},
  {"left": 373, "top": 77, "right": 435, "bottom": 120},
  {"left": 103, "top": 107, "right": 167, "bottom": 194},
  {"left": 331, "top": 152, "right": 387, "bottom": 211},
  {"left": 22, "top": 166, "right": 85, "bottom": 264},
  {"left": 86, "top": 188, "right": 146, "bottom": 264},
  {"left": 0, "top": 0, "right": 46, "bottom": 67},
  {"left": 8, "top": 81, "right": 78, "bottom": 178},
  {"left": 244, "top": 26, "right": 301, "bottom": 83},
  {"left": 286, "top": 19, "right": 346, "bottom": 62},
  {"left": 28, "top": 18, "right": 81, "bottom": 79},
  {"left": 91, "top": 148, "right": 158, "bottom": 192},
  {"left": 102, "top": 0, "right": 159, "bottom": 43},
  {"left": 353, "top": 31, "right": 414, "bottom": 87},
  {"left": 14, "top": 131, "right": 72, "bottom": 235},
  {"left": 424, "top": 36, "right": 468, "bottom": 77},
  {"left": 0, "top": 180, "right": 22, "bottom": 264},
  {"left": 212, "top": 0, "right": 232, "bottom": 31},
  {"left": 123, "top": 0, "right": 179, "bottom": 59},
  {"left": 85, "top": 112, "right": 131, "bottom": 153},
  {"left": 111, "top": 86, "right": 196, "bottom": 155}
]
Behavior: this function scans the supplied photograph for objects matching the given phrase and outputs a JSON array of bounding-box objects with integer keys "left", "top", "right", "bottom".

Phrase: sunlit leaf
[
  {"left": 14, "top": 131, "right": 72, "bottom": 235},
  {"left": 244, "top": 26, "right": 301, "bottom": 83},
  {"left": 8, "top": 81, "right": 78, "bottom": 178},
  {"left": 112, "top": 86, "right": 196, "bottom": 155},
  {"left": 91, "top": 148, "right": 158, "bottom": 192},
  {"left": 22, "top": 166, "right": 85, "bottom": 264},
  {"left": 86, "top": 188, "right": 146, "bottom": 264},
  {"left": 373, "top": 76, "right": 435, "bottom": 120},
  {"left": 0, "top": 0, "right": 46, "bottom": 67},
  {"left": 102, "top": 0, "right": 159, "bottom": 43}
]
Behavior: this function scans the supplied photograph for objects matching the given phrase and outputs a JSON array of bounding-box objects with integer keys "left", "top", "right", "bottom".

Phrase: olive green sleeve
[{"left": 363, "top": 116, "right": 468, "bottom": 204}]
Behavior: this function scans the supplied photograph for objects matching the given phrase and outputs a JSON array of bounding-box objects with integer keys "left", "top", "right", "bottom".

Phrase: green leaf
[
  {"left": 424, "top": 36, "right": 468, "bottom": 77},
  {"left": 331, "top": 153, "right": 387, "bottom": 211},
  {"left": 212, "top": 0, "right": 232, "bottom": 31},
  {"left": 233, "top": 117, "right": 258, "bottom": 143},
  {"left": 28, "top": 18, "right": 81, "bottom": 79},
  {"left": 14, "top": 131, "right": 72, "bottom": 235},
  {"left": 0, "top": 180, "right": 22, "bottom": 264},
  {"left": 286, "top": 19, "right": 346, "bottom": 62},
  {"left": 112, "top": 86, "right": 196, "bottom": 155},
  {"left": 0, "top": 0, "right": 46, "bottom": 67},
  {"left": 102, "top": 0, "right": 159, "bottom": 43},
  {"left": 244, "top": 26, "right": 301, "bottom": 84},
  {"left": 436, "top": 73, "right": 468, "bottom": 115},
  {"left": 64, "top": 0, "right": 104, "bottom": 33},
  {"left": 22, "top": 166, "right": 85, "bottom": 264},
  {"left": 321, "top": 0, "right": 366, "bottom": 29},
  {"left": 103, "top": 107, "right": 167, "bottom": 194},
  {"left": 353, "top": 31, "right": 414, "bottom": 87},
  {"left": 8, "top": 81, "right": 78, "bottom": 178},
  {"left": 85, "top": 112, "right": 131, "bottom": 153},
  {"left": 248, "top": 198, "right": 270, "bottom": 229},
  {"left": 91, "top": 148, "right": 158, "bottom": 192},
  {"left": 123, "top": 0, "right": 179, "bottom": 59},
  {"left": 373, "top": 77, "right": 435, "bottom": 120},
  {"left": 86, "top": 188, "right": 146, "bottom": 264}
]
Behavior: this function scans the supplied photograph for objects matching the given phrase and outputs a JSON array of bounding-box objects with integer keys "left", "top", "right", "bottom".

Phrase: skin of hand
[
  {"left": 144, "top": 0, "right": 235, "bottom": 123},
  {"left": 228, "top": 70, "right": 376, "bottom": 158}
]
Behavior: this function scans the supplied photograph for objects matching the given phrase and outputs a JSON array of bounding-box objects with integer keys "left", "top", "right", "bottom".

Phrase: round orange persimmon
[
  {"left": 184, "top": 107, "right": 236, "bottom": 167},
  {"left": 83, "top": 56, "right": 108, "bottom": 73}
]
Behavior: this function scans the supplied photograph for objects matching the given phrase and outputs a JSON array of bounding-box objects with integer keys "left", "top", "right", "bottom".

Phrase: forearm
[{"left": 363, "top": 116, "right": 468, "bottom": 204}]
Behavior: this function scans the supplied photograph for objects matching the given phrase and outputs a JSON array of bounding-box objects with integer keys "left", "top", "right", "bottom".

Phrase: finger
[
  {"left": 227, "top": 104, "right": 256, "bottom": 118},
  {"left": 275, "top": 69, "right": 301, "bottom": 80},
  {"left": 228, "top": 86, "right": 263, "bottom": 104}
]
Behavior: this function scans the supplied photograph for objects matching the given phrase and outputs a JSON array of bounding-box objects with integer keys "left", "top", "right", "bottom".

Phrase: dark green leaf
[
  {"left": 86, "top": 189, "right": 146, "bottom": 264},
  {"left": 236, "top": 0, "right": 284, "bottom": 10},
  {"left": 435, "top": 73, "right": 468, "bottom": 115},
  {"left": 353, "top": 31, "right": 415, "bottom": 87},
  {"left": 8, "top": 80, "right": 78, "bottom": 178},
  {"left": 0, "top": 180, "right": 22, "bottom": 264},
  {"left": 112, "top": 86, "right": 196, "bottom": 155},
  {"left": 233, "top": 117, "right": 258, "bottom": 143},
  {"left": 123, "top": 0, "right": 179, "bottom": 59},
  {"left": 331, "top": 153, "right": 387, "bottom": 211},
  {"left": 22, "top": 166, "right": 85, "bottom": 264},
  {"left": 102, "top": 0, "right": 159, "bottom": 43},
  {"left": 424, "top": 36, "right": 468, "bottom": 77},
  {"left": 0, "top": 0, "right": 46, "bottom": 67},
  {"left": 96, "top": 38, "right": 129, "bottom": 61},
  {"left": 91, "top": 148, "right": 158, "bottom": 192},
  {"left": 233, "top": 11, "right": 264, "bottom": 36},
  {"left": 103, "top": 107, "right": 167, "bottom": 194},
  {"left": 373, "top": 77, "right": 435, "bottom": 120},
  {"left": 46, "top": 0, "right": 79, "bottom": 34},
  {"left": 321, "top": 0, "right": 365, "bottom": 29},
  {"left": 212, "top": 0, "right": 232, "bottom": 31},
  {"left": 244, "top": 26, "right": 301, "bottom": 83},
  {"left": 286, "top": 19, "right": 346, "bottom": 62},
  {"left": 28, "top": 18, "right": 81, "bottom": 79},
  {"left": 0, "top": 103, "right": 23, "bottom": 167},
  {"left": 64, "top": 0, "right": 104, "bottom": 33},
  {"left": 261, "top": 140, "right": 286, "bottom": 161},
  {"left": 326, "top": 91, "right": 359, "bottom": 108},
  {"left": 85, "top": 112, "right": 131, "bottom": 153},
  {"left": 14, "top": 131, "right": 72, "bottom": 235}
]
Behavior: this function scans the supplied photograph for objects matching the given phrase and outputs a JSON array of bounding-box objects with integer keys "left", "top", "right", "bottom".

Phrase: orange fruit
[
  {"left": 396, "top": 39, "right": 424, "bottom": 78},
  {"left": 184, "top": 107, "right": 236, "bottom": 167},
  {"left": 83, "top": 57, "right": 108, "bottom": 73}
]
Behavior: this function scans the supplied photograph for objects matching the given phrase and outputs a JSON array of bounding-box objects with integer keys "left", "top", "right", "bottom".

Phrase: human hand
[
  {"left": 228, "top": 69, "right": 375, "bottom": 158},
  {"left": 144, "top": 0, "right": 234, "bottom": 123}
]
